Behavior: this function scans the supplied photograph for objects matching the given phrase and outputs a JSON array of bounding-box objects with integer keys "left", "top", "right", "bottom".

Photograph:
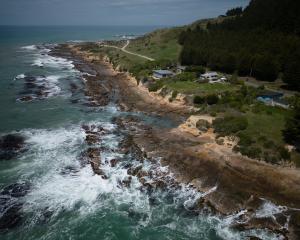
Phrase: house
[
  {"left": 200, "top": 72, "right": 219, "bottom": 82},
  {"left": 153, "top": 70, "right": 174, "bottom": 79}
]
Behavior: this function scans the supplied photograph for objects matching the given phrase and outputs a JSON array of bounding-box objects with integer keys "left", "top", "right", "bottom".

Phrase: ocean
[{"left": 0, "top": 26, "right": 280, "bottom": 240}]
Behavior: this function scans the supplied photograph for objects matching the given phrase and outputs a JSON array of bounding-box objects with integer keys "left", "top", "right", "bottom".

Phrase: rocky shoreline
[{"left": 50, "top": 44, "right": 300, "bottom": 239}]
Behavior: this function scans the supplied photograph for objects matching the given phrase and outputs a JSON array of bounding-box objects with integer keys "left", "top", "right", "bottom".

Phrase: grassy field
[
  {"left": 166, "top": 82, "right": 238, "bottom": 95},
  {"left": 244, "top": 106, "right": 288, "bottom": 145},
  {"left": 126, "top": 27, "right": 183, "bottom": 61}
]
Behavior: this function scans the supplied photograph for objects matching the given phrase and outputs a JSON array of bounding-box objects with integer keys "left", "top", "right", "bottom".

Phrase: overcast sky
[{"left": 0, "top": 0, "right": 250, "bottom": 26}]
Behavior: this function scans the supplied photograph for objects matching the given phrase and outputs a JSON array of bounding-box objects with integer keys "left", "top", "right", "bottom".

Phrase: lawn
[
  {"left": 244, "top": 106, "right": 289, "bottom": 145},
  {"left": 165, "top": 82, "right": 239, "bottom": 95}
]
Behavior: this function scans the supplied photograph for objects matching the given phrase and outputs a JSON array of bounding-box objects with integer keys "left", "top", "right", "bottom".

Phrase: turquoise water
[{"left": 0, "top": 26, "right": 279, "bottom": 240}]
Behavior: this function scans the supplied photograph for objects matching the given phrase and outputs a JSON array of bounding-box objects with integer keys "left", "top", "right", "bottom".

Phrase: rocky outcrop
[{"left": 0, "top": 134, "right": 26, "bottom": 160}]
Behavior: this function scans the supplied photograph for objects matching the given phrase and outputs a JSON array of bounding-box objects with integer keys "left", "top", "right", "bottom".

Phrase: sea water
[{"left": 0, "top": 26, "right": 281, "bottom": 240}]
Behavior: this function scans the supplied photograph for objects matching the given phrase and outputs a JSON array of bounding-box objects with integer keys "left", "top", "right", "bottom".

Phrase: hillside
[{"left": 179, "top": 0, "right": 300, "bottom": 90}]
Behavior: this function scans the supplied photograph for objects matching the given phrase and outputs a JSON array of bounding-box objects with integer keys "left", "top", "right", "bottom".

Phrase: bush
[
  {"left": 210, "top": 112, "right": 217, "bottom": 117},
  {"left": 193, "top": 95, "right": 205, "bottom": 104},
  {"left": 239, "top": 146, "right": 262, "bottom": 159},
  {"left": 148, "top": 81, "right": 164, "bottom": 92},
  {"left": 263, "top": 140, "right": 275, "bottom": 149},
  {"left": 278, "top": 146, "right": 291, "bottom": 160},
  {"left": 171, "top": 90, "right": 178, "bottom": 99},
  {"left": 213, "top": 114, "right": 248, "bottom": 136},
  {"left": 206, "top": 94, "right": 219, "bottom": 105},
  {"left": 237, "top": 132, "right": 254, "bottom": 146}
]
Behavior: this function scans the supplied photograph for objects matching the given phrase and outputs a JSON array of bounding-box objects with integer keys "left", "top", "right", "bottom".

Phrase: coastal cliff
[{"left": 52, "top": 44, "right": 300, "bottom": 239}]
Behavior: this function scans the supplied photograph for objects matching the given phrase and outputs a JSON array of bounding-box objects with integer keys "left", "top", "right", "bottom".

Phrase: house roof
[
  {"left": 201, "top": 72, "right": 218, "bottom": 77},
  {"left": 153, "top": 70, "right": 174, "bottom": 75}
]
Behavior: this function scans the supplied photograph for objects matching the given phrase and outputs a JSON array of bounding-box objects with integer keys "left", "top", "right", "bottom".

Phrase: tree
[
  {"left": 252, "top": 54, "right": 280, "bottom": 81},
  {"left": 226, "top": 7, "right": 243, "bottom": 16},
  {"left": 283, "top": 54, "right": 300, "bottom": 90}
]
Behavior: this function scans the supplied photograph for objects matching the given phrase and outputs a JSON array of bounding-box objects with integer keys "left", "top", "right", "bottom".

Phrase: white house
[
  {"left": 153, "top": 70, "right": 175, "bottom": 79},
  {"left": 200, "top": 72, "right": 219, "bottom": 81}
]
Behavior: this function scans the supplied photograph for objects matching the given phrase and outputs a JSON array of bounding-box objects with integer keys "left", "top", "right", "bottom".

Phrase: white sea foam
[
  {"left": 21, "top": 45, "right": 37, "bottom": 51},
  {"left": 32, "top": 54, "right": 74, "bottom": 70},
  {"left": 15, "top": 74, "right": 26, "bottom": 80},
  {"left": 32, "top": 55, "right": 74, "bottom": 69},
  {"left": 21, "top": 123, "right": 149, "bottom": 220},
  {"left": 33, "top": 75, "right": 62, "bottom": 97},
  {"left": 255, "top": 199, "right": 288, "bottom": 218}
]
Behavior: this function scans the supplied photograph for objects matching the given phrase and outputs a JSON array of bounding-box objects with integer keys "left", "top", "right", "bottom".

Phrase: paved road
[{"left": 99, "top": 40, "right": 155, "bottom": 62}]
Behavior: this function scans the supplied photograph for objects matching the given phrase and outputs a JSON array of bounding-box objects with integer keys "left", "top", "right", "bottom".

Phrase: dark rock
[
  {"left": 86, "top": 134, "right": 100, "bottom": 145},
  {"left": 81, "top": 124, "right": 90, "bottom": 131},
  {"left": 127, "top": 165, "right": 142, "bottom": 176},
  {"left": 122, "top": 176, "right": 132, "bottom": 188},
  {"left": 71, "top": 99, "right": 79, "bottom": 104},
  {"left": 136, "top": 170, "right": 148, "bottom": 178},
  {"left": 110, "top": 159, "right": 119, "bottom": 167},
  {"left": 246, "top": 237, "right": 263, "bottom": 240},
  {"left": 0, "top": 182, "right": 30, "bottom": 198},
  {"left": 0, "top": 134, "right": 26, "bottom": 160},
  {"left": 0, "top": 203, "right": 22, "bottom": 231},
  {"left": 18, "top": 96, "right": 34, "bottom": 102},
  {"left": 289, "top": 211, "right": 300, "bottom": 239}
]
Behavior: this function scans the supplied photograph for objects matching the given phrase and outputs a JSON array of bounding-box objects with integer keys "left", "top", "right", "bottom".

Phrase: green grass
[
  {"left": 244, "top": 107, "right": 289, "bottom": 144},
  {"left": 127, "top": 27, "right": 183, "bottom": 61},
  {"left": 165, "top": 82, "right": 238, "bottom": 95}
]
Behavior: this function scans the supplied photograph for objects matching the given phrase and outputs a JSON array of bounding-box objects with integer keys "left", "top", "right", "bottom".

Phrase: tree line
[{"left": 178, "top": 0, "right": 300, "bottom": 90}]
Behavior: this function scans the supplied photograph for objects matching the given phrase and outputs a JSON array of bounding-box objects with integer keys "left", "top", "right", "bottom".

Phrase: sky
[{"left": 0, "top": 0, "right": 250, "bottom": 26}]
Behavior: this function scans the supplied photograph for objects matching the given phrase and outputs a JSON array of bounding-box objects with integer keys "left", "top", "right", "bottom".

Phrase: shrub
[
  {"left": 237, "top": 132, "right": 254, "bottom": 146},
  {"left": 171, "top": 90, "right": 178, "bottom": 99},
  {"left": 210, "top": 112, "right": 217, "bottom": 117},
  {"left": 239, "top": 146, "right": 262, "bottom": 159},
  {"left": 263, "top": 140, "right": 275, "bottom": 149},
  {"left": 213, "top": 114, "right": 248, "bottom": 136},
  {"left": 148, "top": 81, "right": 164, "bottom": 92},
  {"left": 206, "top": 94, "right": 219, "bottom": 105},
  {"left": 193, "top": 95, "right": 205, "bottom": 104},
  {"left": 278, "top": 146, "right": 291, "bottom": 160}
]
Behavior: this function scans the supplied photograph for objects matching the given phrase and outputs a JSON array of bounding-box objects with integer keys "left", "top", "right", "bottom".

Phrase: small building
[
  {"left": 200, "top": 72, "right": 219, "bottom": 81},
  {"left": 153, "top": 70, "right": 174, "bottom": 79}
]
